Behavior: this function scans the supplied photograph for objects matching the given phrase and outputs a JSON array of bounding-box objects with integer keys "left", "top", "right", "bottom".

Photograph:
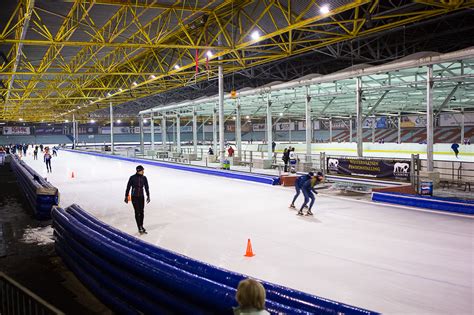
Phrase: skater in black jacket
[{"left": 125, "top": 165, "right": 150, "bottom": 234}]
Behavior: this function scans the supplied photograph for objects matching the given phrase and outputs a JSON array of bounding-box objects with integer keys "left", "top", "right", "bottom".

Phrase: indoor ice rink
[{"left": 1, "top": 1, "right": 474, "bottom": 314}]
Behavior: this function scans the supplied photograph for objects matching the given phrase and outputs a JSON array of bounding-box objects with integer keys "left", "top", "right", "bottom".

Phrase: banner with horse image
[{"left": 327, "top": 157, "right": 411, "bottom": 180}]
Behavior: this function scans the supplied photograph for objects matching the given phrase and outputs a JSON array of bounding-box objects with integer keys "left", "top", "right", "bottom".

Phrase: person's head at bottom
[
  {"left": 234, "top": 278, "right": 269, "bottom": 314},
  {"left": 136, "top": 165, "right": 144, "bottom": 174}
]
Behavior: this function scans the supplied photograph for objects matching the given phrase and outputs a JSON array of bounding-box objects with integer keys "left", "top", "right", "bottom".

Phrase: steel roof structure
[
  {"left": 139, "top": 48, "right": 474, "bottom": 122},
  {"left": 1, "top": 0, "right": 474, "bottom": 123}
]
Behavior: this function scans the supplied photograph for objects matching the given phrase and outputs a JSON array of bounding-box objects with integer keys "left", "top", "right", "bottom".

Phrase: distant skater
[
  {"left": 52, "top": 147, "right": 58, "bottom": 156},
  {"left": 289, "top": 172, "right": 313, "bottom": 209},
  {"left": 125, "top": 165, "right": 150, "bottom": 234},
  {"left": 451, "top": 142, "right": 460, "bottom": 158},
  {"left": 298, "top": 172, "right": 324, "bottom": 216},
  {"left": 33, "top": 145, "right": 38, "bottom": 160},
  {"left": 44, "top": 148, "right": 52, "bottom": 173}
]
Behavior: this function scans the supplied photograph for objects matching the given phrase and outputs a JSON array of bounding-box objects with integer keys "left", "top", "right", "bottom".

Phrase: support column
[
  {"left": 218, "top": 52, "right": 225, "bottom": 165},
  {"left": 193, "top": 108, "right": 198, "bottom": 154},
  {"left": 289, "top": 118, "right": 292, "bottom": 143},
  {"left": 371, "top": 117, "right": 376, "bottom": 143},
  {"left": 266, "top": 94, "right": 272, "bottom": 160},
  {"left": 426, "top": 65, "right": 434, "bottom": 172},
  {"left": 176, "top": 114, "right": 181, "bottom": 152},
  {"left": 236, "top": 100, "right": 242, "bottom": 157},
  {"left": 109, "top": 102, "right": 114, "bottom": 154},
  {"left": 161, "top": 117, "right": 167, "bottom": 147},
  {"left": 213, "top": 107, "right": 217, "bottom": 155},
  {"left": 460, "top": 109, "right": 465, "bottom": 143},
  {"left": 329, "top": 117, "right": 333, "bottom": 143},
  {"left": 305, "top": 86, "right": 312, "bottom": 161},
  {"left": 150, "top": 114, "right": 155, "bottom": 150},
  {"left": 398, "top": 112, "right": 401, "bottom": 144},
  {"left": 356, "top": 78, "right": 363, "bottom": 157},
  {"left": 72, "top": 114, "right": 76, "bottom": 149},
  {"left": 139, "top": 115, "right": 144, "bottom": 153},
  {"left": 349, "top": 116, "right": 353, "bottom": 142}
]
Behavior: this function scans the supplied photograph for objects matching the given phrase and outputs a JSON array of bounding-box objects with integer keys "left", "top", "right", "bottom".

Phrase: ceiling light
[
  {"left": 320, "top": 5, "right": 330, "bottom": 14},
  {"left": 174, "top": 64, "right": 180, "bottom": 70},
  {"left": 65, "top": 120, "right": 69, "bottom": 123},
  {"left": 132, "top": 81, "right": 138, "bottom": 86},
  {"left": 107, "top": 93, "right": 111, "bottom": 97},
  {"left": 119, "top": 88, "right": 123, "bottom": 92},
  {"left": 149, "top": 75, "right": 156, "bottom": 79},
  {"left": 19, "top": 118, "right": 23, "bottom": 121},
  {"left": 232, "top": 116, "right": 236, "bottom": 120},
  {"left": 206, "top": 51, "right": 213, "bottom": 58},
  {"left": 90, "top": 119, "right": 95, "bottom": 124},
  {"left": 251, "top": 30, "right": 260, "bottom": 40},
  {"left": 90, "top": 100, "right": 93, "bottom": 104},
  {"left": 143, "top": 119, "right": 148, "bottom": 123},
  {"left": 48, "top": 124, "right": 51, "bottom": 126},
  {"left": 279, "top": 112, "right": 283, "bottom": 116},
  {"left": 246, "top": 115, "right": 250, "bottom": 119},
  {"left": 117, "top": 119, "right": 121, "bottom": 124}
]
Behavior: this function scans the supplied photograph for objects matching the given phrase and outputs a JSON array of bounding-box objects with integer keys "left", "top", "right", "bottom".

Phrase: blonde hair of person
[{"left": 236, "top": 278, "right": 266, "bottom": 310}]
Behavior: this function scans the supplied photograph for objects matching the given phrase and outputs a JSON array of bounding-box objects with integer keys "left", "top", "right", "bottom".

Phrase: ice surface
[{"left": 22, "top": 150, "right": 474, "bottom": 314}]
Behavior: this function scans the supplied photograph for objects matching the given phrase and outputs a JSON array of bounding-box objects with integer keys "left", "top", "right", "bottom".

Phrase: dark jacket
[
  {"left": 302, "top": 177, "right": 321, "bottom": 193},
  {"left": 296, "top": 174, "right": 311, "bottom": 187},
  {"left": 125, "top": 174, "right": 150, "bottom": 198},
  {"left": 282, "top": 150, "right": 290, "bottom": 162}
]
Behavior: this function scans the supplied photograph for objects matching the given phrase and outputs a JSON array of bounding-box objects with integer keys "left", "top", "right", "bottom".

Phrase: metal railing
[{"left": 0, "top": 272, "right": 64, "bottom": 315}]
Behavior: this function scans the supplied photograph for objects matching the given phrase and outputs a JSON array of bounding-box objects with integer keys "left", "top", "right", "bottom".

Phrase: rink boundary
[
  {"left": 52, "top": 204, "right": 379, "bottom": 314},
  {"left": 372, "top": 191, "right": 474, "bottom": 215},
  {"left": 65, "top": 149, "right": 280, "bottom": 185}
]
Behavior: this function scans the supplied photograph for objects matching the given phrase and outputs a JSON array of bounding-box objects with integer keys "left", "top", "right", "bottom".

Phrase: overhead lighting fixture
[
  {"left": 90, "top": 119, "right": 95, "bottom": 124},
  {"left": 279, "top": 112, "right": 283, "bottom": 116},
  {"left": 132, "top": 81, "right": 138, "bottom": 86},
  {"left": 246, "top": 115, "right": 250, "bottom": 119},
  {"left": 19, "top": 118, "right": 23, "bottom": 121},
  {"left": 149, "top": 74, "right": 156, "bottom": 79},
  {"left": 251, "top": 30, "right": 260, "bottom": 40},
  {"left": 48, "top": 124, "right": 51, "bottom": 126},
  {"left": 107, "top": 92, "right": 111, "bottom": 97},
  {"left": 65, "top": 120, "right": 69, "bottom": 123},
  {"left": 232, "top": 116, "right": 236, "bottom": 120},
  {"left": 320, "top": 5, "right": 330, "bottom": 14},
  {"left": 117, "top": 119, "right": 121, "bottom": 124},
  {"left": 174, "top": 64, "right": 180, "bottom": 70},
  {"left": 206, "top": 51, "right": 213, "bottom": 58},
  {"left": 143, "top": 119, "right": 148, "bottom": 123},
  {"left": 119, "top": 88, "right": 123, "bottom": 92}
]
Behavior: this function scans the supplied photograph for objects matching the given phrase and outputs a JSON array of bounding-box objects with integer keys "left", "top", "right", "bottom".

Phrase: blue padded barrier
[
  {"left": 10, "top": 155, "right": 59, "bottom": 219},
  {"left": 65, "top": 149, "right": 280, "bottom": 185},
  {"left": 52, "top": 205, "right": 378, "bottom": 314},
  {"left": 372, "top": 192, "right": 474, "bottom": 214},
  {"left": 67, "top": 204, "right": 374, "bottom": 314}
]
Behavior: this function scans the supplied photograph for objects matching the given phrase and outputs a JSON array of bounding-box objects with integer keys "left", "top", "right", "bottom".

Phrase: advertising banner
[
  {"left": 3, "top": 126, "right": 31, "bottom": 135},
  {"left": 297, "top": 121, "right": 320, "bottom": 130},
  {"left": 400, "top": 115, "right": 426, "bottom": 128},
  {"left": 253, "top": 123, "right": 266, "bottom": 132},
  {"left": 100, "top": 127, "right": 131, "bottom": 134},
  {"left": 275, "top": 122, "right": 295, "bottom": 131},
  {"left": 35, "top": 127, "right": 64, "bottom": 135},
  {"left": 439, "top": 113, "right": 474, "bottom": 127},
  {"left": 363, "top": 117, "right": 387, "bottom": 129},
  {"left": 78, "top": 126, "right": 98, "bottom": 134},
  {"left": 327, "top": 157, "right": 411, "bottom": 180}
]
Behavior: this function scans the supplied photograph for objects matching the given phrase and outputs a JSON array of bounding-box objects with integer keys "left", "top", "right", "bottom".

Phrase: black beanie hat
[{"left": 136, "top": 165, "right": 144, "bottom": 172}]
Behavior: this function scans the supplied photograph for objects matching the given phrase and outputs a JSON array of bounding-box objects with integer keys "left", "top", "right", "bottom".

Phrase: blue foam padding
[
  {"left": 372, "top": 192, "right": 474, "bottom": 214},
  {"left": 64, "top": 149, "right": 280, "bottom": 185},
  {"left": 52, "top": 205, "right": 378, "bottom": 314},
  {"left": 9, "top": 155, "right": 58, "bottom": 220}
]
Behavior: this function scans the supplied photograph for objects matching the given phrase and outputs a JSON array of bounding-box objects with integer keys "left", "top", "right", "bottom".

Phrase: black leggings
[
  {"left": 131, "top": 196, "right": 145, "bottom": 229},
  {"left": 45, "top": 159, "right": 51, "bottom": 172}
]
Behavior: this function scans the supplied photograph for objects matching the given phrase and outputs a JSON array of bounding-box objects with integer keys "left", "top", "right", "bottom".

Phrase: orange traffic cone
[
  {"left": 244, "top": 239, "right": 255, "bottom": 257},
  {"left": 71, "top": 171, "right": 75, "bottom": 179},
  {"left": 128, "top": 194, "right": 131, "bottom": 201}
]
